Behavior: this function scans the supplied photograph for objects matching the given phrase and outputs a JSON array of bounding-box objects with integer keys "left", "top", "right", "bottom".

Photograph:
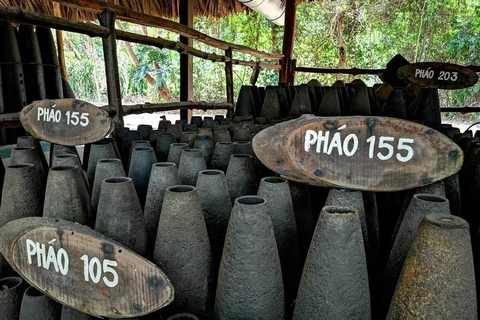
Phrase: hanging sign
[
  {"left": 397, "top": 62, "right": 478, "bottom": 89},
  {"left": 253, "top": 115, "right": 463, "bottom": 191},
  {"left": 20, "top": 99, "right": 115, "bottom": 146},
  {"left": 0, "top": 217, "right": 174, "bottom": 318}
]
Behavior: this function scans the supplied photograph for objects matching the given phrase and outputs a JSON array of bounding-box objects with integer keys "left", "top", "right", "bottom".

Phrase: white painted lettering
[
  {"left": 89, "top": 257, "right": 101, "bottom": 283},
  {"left": 304, "top": 130, "right": 317, "bottom": 152},
  {"left": 343, "top": 134, "right": 359, "bottom": 156},
  {"left": 26, "top": 239, "right": 36, "bottom": 264},
  {"left": 54, "top": 110, "right": 61, "bottom": 123},
  {"left": 57, "top": 248, "right": 69, "bottom": 275},
  {"left": 36, "top": 242, "right": 46, "bottom": 267},
  {"left": 327, "top": 132, "right": 343, "bottom": 155},
  {"left": 37, "top": 108, "right": 44, "bottom": 121},
  {"left": 316, "top": 131, "right": 330, "bottom": 153},
  {"left": 45, "top": 245, "right": 59, "bottom": 272}
]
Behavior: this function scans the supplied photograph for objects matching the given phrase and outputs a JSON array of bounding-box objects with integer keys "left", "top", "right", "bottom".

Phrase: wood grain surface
[
  {"left": 253, "top": 115, "right": 463, "bottom": 191},
  {"left": 20, "top": 99, "right": 115, "bottom": 146},
  {"left": 397, "top": 62, "right": 478, "bottom": 89},
  {"left": 0, "top": 218, "right": 174, "bottom": 318}
]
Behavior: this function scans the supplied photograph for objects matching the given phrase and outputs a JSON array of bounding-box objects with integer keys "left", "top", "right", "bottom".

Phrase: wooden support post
[
  {"left": 290, "top": 59, "right": 297, "bottom": 84},
  {"left": 225, "top": 47, "right": 234, "bottom": 117},
  {"left": 250, "top": 62, "right": 261, "bottom": 85},
  {"left": 53, "top": 3, "right": 67, "bottom": 79},
  {"left": 280, "top": 0, "right": 296, "bottom": 85},
  {"left": 179, "top": 0, "right": 193, "bottom": 122},
  {"left": 98, "top": 9, "right": 123, "bottom": 126}
]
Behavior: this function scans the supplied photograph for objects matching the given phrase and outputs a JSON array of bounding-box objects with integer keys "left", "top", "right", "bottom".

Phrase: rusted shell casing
[
  {"left": 154, "top": 186, "right": 213, "bottom": 317},
  {"left": 387, "top": 214, "right": 477, "bottom": 319},
  {"left": 210, "top": 142, "right": 233, "bottom": 172},
  {"left": 128, "top": 147, "right": 156, "bottom": 208},
  {"left": 0, "top": 277, "right": 27, "bottom": 320},
  {"left": 178, "top": 149, "right": 207, "bottom": 186},
  {"left": 137, "top": 124, "right": 153, "bottom": 141},
  {"left": 167, "top": 143, "right": 189, "bottom": 168},
  {"left": 193, "top": 134, "right": 214, "bottom": 166},
  {"left": 144, "top": 163, "right": 179, "bottom": 251},
  {"left": 317, "top": 87, "right": 341, "bottom": 116},
  {"left": 225, "top": 154, "right": 257, "bottom": 204},
  {"left": 260, "top": 89, "right": 282, "bottom": 120},
  {"left": 214, "top": 196, "right": 285, "bottom": 320},
  {"left": 95, "top": 177, "right": 148, "bottom": 256},
  {"left": 91, "top": 158, "right": 125, "bottom": 211},
  {"left": 289, "top": 181, "right": 315, "bottom": 263},
  {"left": 257, "top": 177, "right": 301, "bottom": 307},
  {"left": 0, "top": 164, "right": 45, "bottom": 229},
  {"left": 293, "top": 205, "right": 370, "bottom": 320},
  {"left": 155, "top": 133, "right": 175, "bottom": 162},
  {"left": 383, "top": 194, "right": 450, "bottom": 313},
  {"left": 325, "top": 189, "right": 370, "bottom": 260},
  {"left": 16, "top": 136, "right": 48, "bottom": 173},
  {"left": 10, "top": 146, "right": 46, "bottom": 181},
  {"left": 43, "top": 166, "right": 93, "bottom": 226},
  {"left": 196, "top": 169, "right": 232, "bottom": 273},
  {"left": 87, "top": 141, "right": 117, "bottom": 187},
  {"left": 120, "top": 130, "right": 141, "bottom": 169},
  {"left": 19, "top": 287, "right": 61, "bottom": 320},
  {"left": 167, "top": 124, "right": 183, "bottom": 142}
]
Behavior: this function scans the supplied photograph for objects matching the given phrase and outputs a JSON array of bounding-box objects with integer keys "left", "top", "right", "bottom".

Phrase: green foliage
[{"left": 63, "top": 1, "right": 480, "bottom": 108}]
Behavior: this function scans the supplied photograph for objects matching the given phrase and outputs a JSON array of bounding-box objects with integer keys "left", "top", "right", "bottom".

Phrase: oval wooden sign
[
  {"left": 0, "top": 218, "right": 174, "bottom": 318},
  {"left": 20, "top": 99, "right": 115, "bottom": 146},
  {"left": 397, "top": 62, "right": 478, "bottom": 89},
  {"left": 253, "top": 115, "right": 463, "bottom": 191}
]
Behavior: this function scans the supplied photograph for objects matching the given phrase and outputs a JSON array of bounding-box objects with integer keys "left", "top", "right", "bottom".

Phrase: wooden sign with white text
[
  {"left": 397, "top": 62, "right": 478, "bottom": 89},
  {"left": 253, "top": 115, "right": 463, "bottom": 191},
  {"left": 20, "top": 99, "right": 115, "bottom": 146},
  {"left": 0, "top": 218, "right": 174, "bottom": 318}
]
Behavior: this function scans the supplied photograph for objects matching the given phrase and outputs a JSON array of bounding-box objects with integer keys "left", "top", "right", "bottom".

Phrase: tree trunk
[
  {"left": 337, "top": 12, "right": 345, "bottom": 80},
  {"left": 115, "top": 22, "right": 175, "bottom": 102}
]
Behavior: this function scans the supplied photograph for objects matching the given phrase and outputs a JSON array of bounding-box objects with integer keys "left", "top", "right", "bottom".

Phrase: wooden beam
[
  {"left": 116, "top": 30, "right": 281, "bottom": 70},
  {"left": 0, "top": 6, "right": 109, "bottom": 38},
  {"left": 225, "top": 48, "right": 234, "bottom": 106},
  {"left": 112, "top": 101, "right": 233, "bottom": 116},
  {"left": 280, "top": 0, "right": 296, "bottom": 84},
  {"left": 440, "top": 107, "right": 480, "bottom": 113},
  {"left": 98, "top": 10, "right": 123, "bottom": 126},
  {"left": 116, "top": 30, "right": 226, "bottom": 63},
  {"left": 233, "top": 60, "right": 281, "bottom": 70},
  {"left": 179, "top": 0, "right": 193, "bottom": 122},
  {"left": 0, "top": 102, "right": 233, "bottom": 128},
  {"left": 52, "top": 0, "right": 284, "bottom": 60},
  {"left": 294, "top": 66, "right": 385, "bottom": 76}
]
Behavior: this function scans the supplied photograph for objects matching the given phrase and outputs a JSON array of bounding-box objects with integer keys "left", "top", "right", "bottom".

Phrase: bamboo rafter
[{"left": 50, "top": 0, "right": 285, "bottom": 60}]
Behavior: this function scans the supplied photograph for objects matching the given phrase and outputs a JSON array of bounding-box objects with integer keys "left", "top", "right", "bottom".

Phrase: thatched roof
[{"left": 0, "top": 0, "right": 260, "bottom": 21}]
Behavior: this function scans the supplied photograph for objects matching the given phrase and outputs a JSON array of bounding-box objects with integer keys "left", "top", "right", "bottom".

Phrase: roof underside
[{"left": 0, "top": 0, "right": 264, "bottom": 21}]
